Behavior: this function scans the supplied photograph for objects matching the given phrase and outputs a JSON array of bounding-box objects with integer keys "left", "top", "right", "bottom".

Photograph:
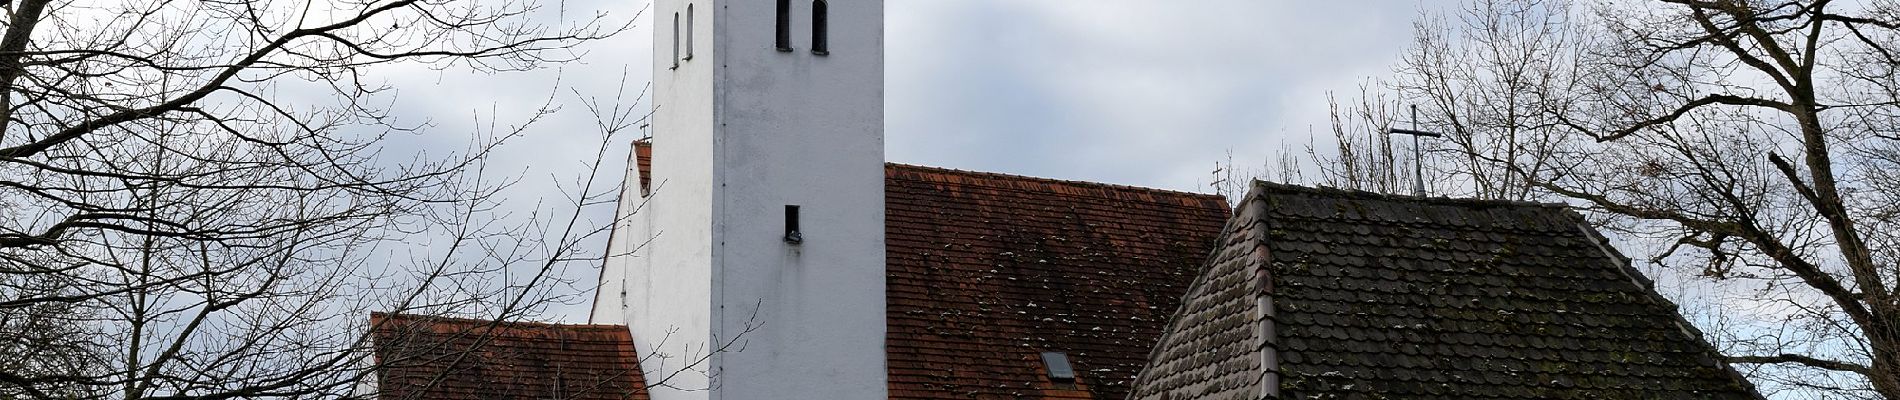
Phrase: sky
[
  {"left": 886, "top": 1, "right": 1446, "bottom": 192},
  {"left": 420, "top": 0, "right": 1459, "bottom": 197}
]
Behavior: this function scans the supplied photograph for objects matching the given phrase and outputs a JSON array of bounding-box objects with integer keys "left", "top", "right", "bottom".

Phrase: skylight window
[{"left": 1040, "top": 351, "right": 1075, "bottom": 382}]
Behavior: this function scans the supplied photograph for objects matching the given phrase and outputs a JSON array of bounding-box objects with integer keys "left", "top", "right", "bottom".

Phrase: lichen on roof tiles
[
  {"left": 1129, "top": 181, "right": 1764, "bottom": 400},
  {"left": 884, "top": 164, "right": 1230, "bottom": 400}
]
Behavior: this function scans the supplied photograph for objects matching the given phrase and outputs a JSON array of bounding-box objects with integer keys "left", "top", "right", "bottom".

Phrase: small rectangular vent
[
  {"left": 1040, "top": 351, "right": 1075, "bottom": 382},
  {"left": 784, "top": 205, "right": 803, "bottom": 244}
]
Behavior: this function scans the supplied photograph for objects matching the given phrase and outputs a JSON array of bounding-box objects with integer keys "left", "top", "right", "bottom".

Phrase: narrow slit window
[
  {"left": 670, "top": 12, "right": 681, "bottom": 69},
  {"left": 811, "top": 0, "right": 828, "bottom": 55},
  {"left": 774, "top": 0, "right": 793, "bottom": 51},
  {"left": 684, "top": 4, "right": 695, "bottom": 60}
]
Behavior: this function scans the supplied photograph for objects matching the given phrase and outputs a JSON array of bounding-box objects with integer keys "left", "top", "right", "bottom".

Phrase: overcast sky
[
  {"left": 887, "top": 1, "right": 1448, "bottom": 192},
  {"left": 434, "top": 1, "right": 1459, "bottom": 197}
]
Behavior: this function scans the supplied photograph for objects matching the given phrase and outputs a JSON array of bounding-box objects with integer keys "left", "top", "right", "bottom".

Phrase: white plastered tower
[{"left": 591, "top": 0, "right": 887, "bottom": 399}]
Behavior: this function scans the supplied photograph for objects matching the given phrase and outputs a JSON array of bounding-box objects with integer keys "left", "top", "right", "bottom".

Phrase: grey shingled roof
[{"left": 1129, "top": 181, "right": 1764, "bottom": 400}]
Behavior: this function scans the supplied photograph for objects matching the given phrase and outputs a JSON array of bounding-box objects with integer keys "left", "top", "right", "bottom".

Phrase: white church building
[
  {"left": 594, "top": 0, "right": 894, "bottom": 397},
  {"left": 366, "top": 2, "right": 1766, "bottom": 399}
]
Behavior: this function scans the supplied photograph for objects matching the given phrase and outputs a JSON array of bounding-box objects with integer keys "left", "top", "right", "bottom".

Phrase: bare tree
[
  {"left": 1315, "top": 0, "right": 1900, "bottom": 398},
  {"left": 0, "top": 0, "right": 651, "bottom": 398},
  {"left": 1393, "top": 0, "right": 1581, "bottom": 201},
  {"left": 1302, "top": 88, "right": 1409, "bottom": 195},
  {"left": 1226, "top": 88, "right": 1404, "bottom": 201}
]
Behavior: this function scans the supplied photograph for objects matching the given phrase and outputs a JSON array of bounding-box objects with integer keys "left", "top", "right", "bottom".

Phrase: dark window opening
[
  {"left": 670, "top": 12, "right": 680, "bottom": 69},
  {"left": 784, "top": 205, "right": 803, "bottom": 244},
  {"left": 774, "top": 0, "right": 793, "bottom": 52},
  {"left": 684, "top": 4, "right": 695, "bottom": 60},
  {"left": 811, "top": 0, "right": 828, "bottom": 55}
]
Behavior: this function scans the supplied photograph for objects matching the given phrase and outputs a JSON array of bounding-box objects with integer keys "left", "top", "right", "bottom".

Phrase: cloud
[
  {"left": 403, "top": 0, "right": 1451, "bottom": 212},
  {"left": 889, "top": 0, "right": 1451, "bottom": 192}
]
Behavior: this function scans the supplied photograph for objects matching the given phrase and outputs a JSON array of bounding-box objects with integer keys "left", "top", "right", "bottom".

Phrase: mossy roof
[{"left": 1129, "top": 181, "right": 1763, "bottom": 400}]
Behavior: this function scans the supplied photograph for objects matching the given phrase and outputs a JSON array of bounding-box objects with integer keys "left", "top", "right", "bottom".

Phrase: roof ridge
[
  {"left": 1249, "top": 179, "right": 1569, "bottom": 209},
  {"left": 888, "top": 163, "right": 1224, "bottom": 201},
  {"left": 371, "top": 312, "right": 630, "bottom": 331}
]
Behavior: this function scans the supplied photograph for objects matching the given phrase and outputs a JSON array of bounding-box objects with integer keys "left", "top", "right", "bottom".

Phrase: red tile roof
[
  {"left": 883, "top": 164, "right": 1230, "bottom": 399},
  {"left": 408, "top": 150, "right": 1230, "bottom": 399},
  {"left": 633, "top": 139, "right": 651, "bottom": 196},
  {"left": 369, "top": 313, "right": 648, "bottom": 400},
  {"left": 380, "top": 146, "right": 1760, "bottom": 399}
]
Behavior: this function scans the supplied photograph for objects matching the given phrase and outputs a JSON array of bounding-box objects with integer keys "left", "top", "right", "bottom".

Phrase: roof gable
[{"left": 1130, "top": 182, "right": 1763, "bottom": 399}]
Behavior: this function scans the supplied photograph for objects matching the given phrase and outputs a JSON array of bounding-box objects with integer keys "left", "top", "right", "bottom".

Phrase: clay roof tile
[{"left": 369, "top": 313, "right": 648, "bottom": 400}]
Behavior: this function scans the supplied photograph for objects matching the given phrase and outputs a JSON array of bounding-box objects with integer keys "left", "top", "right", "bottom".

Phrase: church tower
[{"left": 592, "top": 1, "right": 886, "bottom": 399}]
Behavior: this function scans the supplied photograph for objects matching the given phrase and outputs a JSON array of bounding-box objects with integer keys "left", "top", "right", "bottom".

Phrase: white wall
[
  {"left": 596, "top": 1, "right": 886, "bottom": 399},
  {"left": 592, "top": 0, "right": 719, "bottom": 396},
  {"left": 711, "top": 0, "right": 886, "bottom": 398}
]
